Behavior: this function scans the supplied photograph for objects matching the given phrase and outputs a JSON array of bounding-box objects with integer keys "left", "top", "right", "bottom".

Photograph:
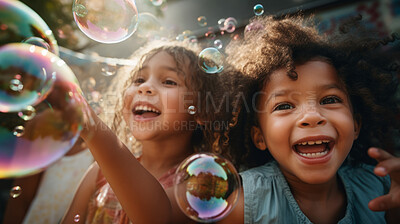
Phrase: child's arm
[
  {"left": 80, "top": 107, "right": 172, "bottom": 224},
  {"left": 367, "top": 147, "right": 400, "bottom": 224},
  {"left": 61, "top": 162, "right": 98, "bottom": 223}
]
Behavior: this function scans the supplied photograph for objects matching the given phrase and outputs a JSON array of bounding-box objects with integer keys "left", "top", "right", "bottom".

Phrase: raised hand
[{"left": 367, "top": 147, "right": 400, "bottom": 213}]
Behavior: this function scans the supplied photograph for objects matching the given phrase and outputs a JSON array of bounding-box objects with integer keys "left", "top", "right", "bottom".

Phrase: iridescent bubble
[
  {"left": 217, "top": 18, "right": 225, "bottom": 31},
  {"left": 13, "top": 125, "right": 25, "bottom": 137},
  {"left": 22, "top": 37, "right": 51, "bottom": 51},
  {"left": 244, "top": 21, "right": 264, "bottom": 37},
  {"left": 100, "top": 62, "right": 118, "bottom": 76},
  {"left": 187, "top": 105, "right": 196, "bottom": 115},
  {"left": 18, "top": 105, "right": 36, "bottom": 121},
  {"left": 0, "top": 45, "right": 85, "bottom": 179},
  {"left": 253, "top": 4, "right": 264, "bottom": 16},
  {"left": 10, "top": 186, "right": 22, "bottom": 198},
  {"left": 224, "top": 17, "right": 238, "bottom": 33},
  {"left": 0, "top": 44, "right": 60, "bottom": 112},
  {"left": 198, "top": 48, "right": 224, "bottom": 74},
  {"left": 0, "top": 0, "right": 59, "bottom": 55},
  {"left": 150, "top": 0, "right": 164, "bottom": 7},
  {"left": 136, "top": 13, "right": 161, "bottom": 39},
  {"left": 197, "top": 16, "right": 207, "bottom": 27},
  {"left": 214, "top": 39, "right": 223, "bottom": 49},
  {"left": 174, "top": 153, "right": 240, "bottom": 223},
  {"left": 74, "top": 214, "right": 80, "bottom": 222},
  {"left": 176, "top": 34, "right": 185, "bottom": 41},
  {"left": 72, "top": 0, "right": 139, "bottom": 44}
]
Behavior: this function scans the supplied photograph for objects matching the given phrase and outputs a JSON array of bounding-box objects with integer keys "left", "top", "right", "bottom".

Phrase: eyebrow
[
  {"left": 138, "top": 65, "right": 179, "bottom": 73},
  {"left": 265, "top": 83, "right": 346, "bottom": 105}
]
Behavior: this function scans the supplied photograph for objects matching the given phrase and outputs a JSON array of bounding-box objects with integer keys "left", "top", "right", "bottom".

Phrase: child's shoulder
[
  {"left": 339, "top": 163, "right": 391, "bottom": 194},
  {"left": 240, "top": 161, "right": 282, "bottom": 186}
]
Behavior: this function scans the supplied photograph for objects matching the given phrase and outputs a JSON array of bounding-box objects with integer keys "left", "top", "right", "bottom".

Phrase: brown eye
[
  {"left": 321, "top": 96, "right": 342, "bottom": 105},
  {"left": 164, "top": 80, "right": 177, "bottom": 86},
  {"left": 134, "top": 78, "right": 145, "bottom": 84},
  {"left": 273, "top": 103, "right": 293, "bottom": 111}
]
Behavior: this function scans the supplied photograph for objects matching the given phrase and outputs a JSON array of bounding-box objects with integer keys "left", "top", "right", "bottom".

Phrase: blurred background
[{"left": 1, "top": 0, "right": 400, "bottom": 223}]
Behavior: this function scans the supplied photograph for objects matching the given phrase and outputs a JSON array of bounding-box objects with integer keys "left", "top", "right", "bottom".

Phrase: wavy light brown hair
[
  {"left": 103, "top": 40, "right": 229, "bottom": 156},
  {"left": 220, "top": 14, "right": 400, "bottom": 169}
]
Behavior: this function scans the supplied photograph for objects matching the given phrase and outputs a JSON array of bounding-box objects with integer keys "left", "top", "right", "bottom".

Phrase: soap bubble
[
  {"left": 213, "top": 39, "right": 223, "bottom": 49},
  {"left": 174, "top": 153, "right": 240, "bottom": 223},
  {"left": 198, "top": 48, "right": 224, "bottom": 74},
  {"left": 197, "top": 16, "right": 207, "bottom": 27},
  {"left": 0, "top": 45, "right": 85, "bottom": 179},
  {"left": 22, "top": 37, "right": 51, "bottom": 51},
  {"left": 0, "top": 43, "right": 61, "bottom": 112},
  {"left": 224, "top": 17, "right": 238, "bottom": 33},
  {"left": 136, "top": 12, "right": 161, "bottom": 39},
  {"left": 0, "top": 0, "right": 59, "bottom": 55},
  {"left": 10, "top": 186, "right": 22, "bottom": 198},
  {"left": 253, "top": 4, "right": 264, "bottom": 16},
  {"left": 72, "top": 0, "right": 139, "bottom": 44},
  {"left": 150, "top": 0, "right": 164, "bottom": 7}
]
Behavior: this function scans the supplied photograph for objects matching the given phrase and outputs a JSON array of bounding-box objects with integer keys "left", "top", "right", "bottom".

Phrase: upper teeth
[
  {"left": 134, "top": 105, "right": 160, "bottom": 113},
  {"left": 298, "top": 140, "right": 330, "bottom": 146}
]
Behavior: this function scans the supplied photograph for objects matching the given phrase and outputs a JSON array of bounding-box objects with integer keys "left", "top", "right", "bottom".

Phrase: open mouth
[
  {"left": 293, "top": 139, "right": 334, "bottom": 159},
  {"left": 133, "top": 105, "right": 161, "bottom": 119}
]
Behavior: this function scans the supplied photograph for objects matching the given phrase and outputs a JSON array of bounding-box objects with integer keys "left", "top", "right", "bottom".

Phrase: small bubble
[
  {"left": 197, "top": 16, "right": 207, "bottom": 27},
  {"left": 198, "top": 48, "right": 224, "bottom": 74},
  {"left": 18, "top": 106, "right": 36, "bottom": 121},
  {"left": 13, "top": 126, "right": 25, "bottom": 137},
  {"left": 218, "top": 18, "right": 225, "bottom": 31},
  {"left": 253, "top": 4, "right": 264, "bottom": 16},
  {"left": 9, "top": 79, "right": 23, "bottom": 92},
  {"left": 74, "top": 214, "right": 80, "bottom": 222},
  {"left": 10, "top": 186, "right": 22, "bottom": 198},
  {"left": 73, "top": 4, "right": 88, "bottom": 17},
  {"left": 101, "top": 63, "right": 118, "bottom": 76},
  {"left": 224, "top": 17, "right": 237, "bottom": 33},
  {"left": 22, "top": 37, "right": 51, "bottom": 51},
  {"left": 214, "top": 39, "right": 223, "bottom": 49},
  {"left": 188, "top": 105, "right": 196, "bottom": 115}
]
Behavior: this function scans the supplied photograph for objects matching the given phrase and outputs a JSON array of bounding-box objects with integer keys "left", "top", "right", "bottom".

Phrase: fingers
[
  {"left": 369, "top": 194, "right": 400, "bottom": 211},
  {"left": 368, "top": 147, "right": 400, "bottom": 177},
  {"left": 368, "top": 147, "right": 394, "bottom": 162}
]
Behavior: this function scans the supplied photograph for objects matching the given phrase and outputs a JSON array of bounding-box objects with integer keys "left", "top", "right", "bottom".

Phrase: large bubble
[
  {"left": 0, "top": 43, "right": 61, "bottom": 112},
  {"left": 198, "top": 48, "right": 224, "bottom": 74},
  {"left": 174, "top": 153, "right": 240, "bottom": 223},
  {"left": 0, "top": 0, "right": 59, "bottom": 55},
  {"left": 0, "top": 44, "right": 85, "bottom": 178},
  {"left": 72, "top": 0, "right": 139, "bottom": 43}
]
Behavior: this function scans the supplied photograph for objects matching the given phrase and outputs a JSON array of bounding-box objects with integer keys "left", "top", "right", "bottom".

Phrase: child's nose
[
  {"left": 137, "top": 83, "right": 155, "bottom": 95},
  {"left": 297, "top": 107, "right": 327, "bottom": 128}
]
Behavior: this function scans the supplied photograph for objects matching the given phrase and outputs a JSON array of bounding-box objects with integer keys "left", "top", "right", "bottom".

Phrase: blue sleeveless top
[{"left": 240, "top": 161, "right": 391, "bottom": 224}]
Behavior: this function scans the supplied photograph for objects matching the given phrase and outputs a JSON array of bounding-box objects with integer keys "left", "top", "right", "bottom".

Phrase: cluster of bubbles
[
  {"left": 174, "top": 153, "right": 240, "bottom": 223},
  {"left": 0, "top": 0, "right": 86, "bottom": 179},
  {"left": 72, "top": 0, "right": 139, "bottom": 44}
]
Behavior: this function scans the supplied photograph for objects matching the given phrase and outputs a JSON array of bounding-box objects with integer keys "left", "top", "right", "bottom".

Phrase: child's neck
[
  {"left": 285, "top": 172, "right": 347, "bottom": 224},
  {"left": 140, "top": 134, "right": 194, "bottom": 178}
]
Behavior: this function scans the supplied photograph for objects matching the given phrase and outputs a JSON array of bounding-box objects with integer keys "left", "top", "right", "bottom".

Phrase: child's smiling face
[
  {"left": 251, "top": 60, "right": 360, "bottom": 184},
  {"left": 122, "top": 51, "right": 195, "bottom": 141}
]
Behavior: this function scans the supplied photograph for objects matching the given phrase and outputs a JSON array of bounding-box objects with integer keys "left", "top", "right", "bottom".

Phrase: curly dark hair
[
  {"left": 103, "top": 40, "right": 229, "bottom": 156},
  {"left": 220, "top": 14, "right": 400, "bottom": 169}
]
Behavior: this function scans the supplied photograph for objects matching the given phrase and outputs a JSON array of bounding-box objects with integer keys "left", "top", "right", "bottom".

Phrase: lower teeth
[{"left": 298, "top": 150, "right": 328, "bottom": 158}]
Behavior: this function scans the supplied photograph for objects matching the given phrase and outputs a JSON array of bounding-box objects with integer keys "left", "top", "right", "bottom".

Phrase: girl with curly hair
[
  {"left": 61, "top": 40, "right": 228, "bottom": 224},
  {"left": 218, "top": 14, "right": 400, "bottom": 223}
]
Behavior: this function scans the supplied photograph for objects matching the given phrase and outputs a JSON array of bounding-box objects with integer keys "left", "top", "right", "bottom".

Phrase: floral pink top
[{"left": 85, "top": 161, "right": 177, "bottom": 224}]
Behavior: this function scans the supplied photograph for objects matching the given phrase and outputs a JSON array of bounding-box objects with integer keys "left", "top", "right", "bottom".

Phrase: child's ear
[
  {"left": 353, "top": 114, "right": 362, "bottom": 140},
  {"left": 251, "top": 126, "right": 267, "bottom": 150}
]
